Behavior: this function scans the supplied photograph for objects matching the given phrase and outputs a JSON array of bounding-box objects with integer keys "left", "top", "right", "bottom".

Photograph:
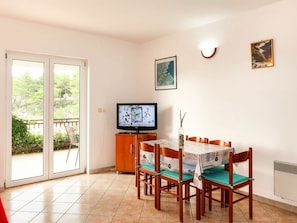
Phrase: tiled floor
[{"left": 1, "top": 172, "right": 297, "bottom": 223}]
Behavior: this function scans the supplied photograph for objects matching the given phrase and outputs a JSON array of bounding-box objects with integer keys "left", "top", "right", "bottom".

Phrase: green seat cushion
[
  {"left": 140, "top": 163, "right": 155, "bottom": 172},
  {"left": 202, "top": 170, "right": 249, "bottom": 187},
  {"left": 161, "top": 169, "right": 193, "bottom": 181}
]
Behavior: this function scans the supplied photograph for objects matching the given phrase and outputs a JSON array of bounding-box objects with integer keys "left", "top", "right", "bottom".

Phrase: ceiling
[{"left": 0, "top": 0, "right": 281, "bottom": 43}]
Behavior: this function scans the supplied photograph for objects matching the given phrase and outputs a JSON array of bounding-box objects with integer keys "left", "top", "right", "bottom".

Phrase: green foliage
[
  {"left": 53, "top": 72, "right": 79, "bottom": 119},
  {"left": 12, "top": 115, "right": 29, "bottom": 148},
  {"left": 12, "top": 70, "right": 79, "bottom": 119},
  {"left": 53, "top": 132, "right": 69, "bottom": 151},
  {"left": 12, "top": 115, "right": 70, "bottom": 155},
  {"left": 12, "top": 72, "right": 44, "bottom": 117}
]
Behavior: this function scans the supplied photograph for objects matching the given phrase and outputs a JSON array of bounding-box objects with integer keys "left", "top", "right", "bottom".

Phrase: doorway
[{"left": 5, "top": 51, "right": 87, "bottom": 187}]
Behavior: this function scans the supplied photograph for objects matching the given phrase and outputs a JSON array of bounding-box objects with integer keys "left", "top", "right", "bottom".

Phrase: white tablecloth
[{"left": 141, "top": 139, "right": 233, "bottom": 189}]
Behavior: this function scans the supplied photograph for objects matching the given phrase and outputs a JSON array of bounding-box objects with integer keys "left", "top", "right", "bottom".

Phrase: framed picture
[
  {"left": 251, "top": 39, "right": 274, "bottom": 69},
  {"left": 155, "top": 56, "right": 177, "bottom": 90}
]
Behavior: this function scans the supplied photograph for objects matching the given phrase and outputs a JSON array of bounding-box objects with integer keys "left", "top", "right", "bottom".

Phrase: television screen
[{"left": 117, "top": 103, "right": 157, "bottom": 133}]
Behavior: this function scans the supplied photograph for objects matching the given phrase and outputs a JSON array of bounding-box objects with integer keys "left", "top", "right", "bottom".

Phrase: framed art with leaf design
[
  {"left": 251, "top": 39, "right": 274, "bottom": 69},
  {"left": 155, "top": 56, "right": 177, "bottom": 90}
]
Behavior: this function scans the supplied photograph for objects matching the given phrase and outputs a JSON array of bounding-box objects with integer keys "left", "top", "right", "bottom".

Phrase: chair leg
[
  {"left": 66, "top": 144, "right": 72, "bottom": 162},
  {"left": 177, "top": 185, "right": 180, "bottom": 201},
  {"left": 228, "top": 188, "right": 233, "bottom": 223},
  {"left": 201, "top": 183, "right": 205, "bottom": 216},
  {"left": 137, "top": 171, "right": 141, "bottom": 199},
  {"left": 144, "top": 174, "right": 149, "bottom": 195},
  {"left": 196, "top": 188, "right": 201, "bottom": 220},
  {"left": 155, "top": 175, "right": 160, "bottom": 210},
  {"left": 179, "top": 183, "right": 183, "bottom": 222},
  {"left": 221, "top": 188, "right": 228, "bottom": 208},
  {"left": 249, "top": 182, "right": 253, "bottom": 219},
  {"left": 185, "top": 184, "right": 190, "bottom": 201},
  {"left": 149, "top": 176, "right": 153, "bottom": 194},
  {"left": 75, "top": 148, "right": 79, "bottom": 166},
  {"left": 208, "top": 184, "right": 212, "bottom": 211},
  {"left": 221, "top": 188, "right": 224, "bottom": 207}
]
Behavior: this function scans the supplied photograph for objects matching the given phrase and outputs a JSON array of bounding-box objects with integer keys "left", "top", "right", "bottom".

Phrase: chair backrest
[
  {"left": 65, "top": 126, "right": 78, "bottom": 144},
  {"left": 209, "top": 139, "right": 231, "bottom": 147},
  {"left": 207, "top": 139, "right": 232, "bottom": 170},
  {"left": 157, "top": 146, "right": 183, "bottom": 181},
  {"left": 229, "top": 147, "right": 253, "bottom": 185},
  {"left": 186, "top": 135, "right": 209, "bottom": 143},
  {"left": 139, "top": 142, "right": 155, "bottom": 153},
  {"left": 138, "top": 142, "right": 155, "bottom": 166}
]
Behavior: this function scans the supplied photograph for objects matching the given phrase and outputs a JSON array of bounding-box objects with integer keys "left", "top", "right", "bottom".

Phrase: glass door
[
  {"left": 6, "top": 52, "right": 86, "bottom": 187},
  {"left": 52, "top": 62, "right": 81, "bottom": 174},
  {"left": 10, "top": 58, "right": 47, "bottom": 183}
]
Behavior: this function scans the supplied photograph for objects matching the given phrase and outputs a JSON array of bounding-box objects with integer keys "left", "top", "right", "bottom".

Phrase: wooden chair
[
  {"left": 65, "top": 126, "right": 79, "bottom": 166},
  {"left": 202, "top": 147, "right": 253, "bottom": 223},
  {"left": 136, "top": 142, "right": 159, "bottom": 208},
  {"left": 186, "top": 135, "right": 209, "bottom": 143},
  {"left": 155, "top": 145, "right": 195, "bottom": 222},
  {"left": 201, "top": 139, "right": 232, "bottom": 215}
]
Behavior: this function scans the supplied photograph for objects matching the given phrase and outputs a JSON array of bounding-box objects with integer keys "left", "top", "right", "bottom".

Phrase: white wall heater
[{"left": 274, "top": 160, "right": 297, "bottom": 202}]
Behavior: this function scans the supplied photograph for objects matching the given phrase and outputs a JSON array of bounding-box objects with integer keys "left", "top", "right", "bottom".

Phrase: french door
[{"left": 5, "top": 51, "right": 86, "bottom": 187}]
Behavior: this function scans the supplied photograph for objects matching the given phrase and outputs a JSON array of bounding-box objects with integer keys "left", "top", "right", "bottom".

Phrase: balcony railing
[
  {"left": 12, "top": 118, "right": 80, "bottom": 155},
  {"left": 26, "top": 118, "right": 79, "bottom": 130}
]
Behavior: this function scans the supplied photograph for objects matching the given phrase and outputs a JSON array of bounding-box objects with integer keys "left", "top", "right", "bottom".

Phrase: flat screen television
[{"left": 117, "top": 103, "right": 157, "bottom": 133}]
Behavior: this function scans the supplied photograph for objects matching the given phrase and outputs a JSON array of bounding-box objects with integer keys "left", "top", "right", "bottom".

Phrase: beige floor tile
[
  {"left": 66, "top": 203, "right": 96, "bottom": 215},
  {"left": 33, "top": 192, "right": 63, "bottom": 202},
  {"left": 1, "top": 172, "right": 297, "bottom": 223},
  {"left": 116, "top": 205, "right": 143, "bottom": 216},
  {"left": 91, "top": 203, "right": 118, "bottom": 216},
  {"left": 85, "top": 214, "right": 113, "bottom": 223},
  {"left": 55, "top": 213, "right": 88, "bottom": 223},
  {"left": 11, "top": 191, "right": 42, "bottom": 201},
  {"left": 42, "top": 202, "right": 73, "bottom": 213},
  {"left": 55, "top": 193, "right": 81, "bottom": 203},
  {"left": 112, "top": 215, "right": 140, "bottom": 223},
  {"left": 8, "top": 211, "right": 39, "bottom": 223},
  {"left": 30, "top": 212, "right": 64, "bottom": 223},
  {"left": 2, "top": 200, "right": 28, "bottom": 211},
  {"left": 75, "top": 193, "right": 102, "bottom": 204},
  {"left": 19, "top": 201, "right": 48, "bottom": 212}
]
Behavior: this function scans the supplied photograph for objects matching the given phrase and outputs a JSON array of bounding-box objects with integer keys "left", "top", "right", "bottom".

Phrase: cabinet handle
[{"left": 130, "top": 144, "right": 133, "bottom": 154}]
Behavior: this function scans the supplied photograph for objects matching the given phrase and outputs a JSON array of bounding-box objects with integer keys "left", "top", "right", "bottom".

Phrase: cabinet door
[{"left": 115, "top": 134, "right": 135, "bottom": 172}]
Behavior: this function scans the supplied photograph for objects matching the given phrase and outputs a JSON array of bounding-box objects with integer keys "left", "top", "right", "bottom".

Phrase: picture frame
[
  {"left": 251, "top": 39, "right": 274, "bottom": 69},
  {"left": 155, "top": 56, "right": 177, "bottom": 90}
]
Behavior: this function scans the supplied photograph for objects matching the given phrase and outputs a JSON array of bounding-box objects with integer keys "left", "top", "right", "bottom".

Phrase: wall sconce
[{"left": 201, "top": 47, "right": 217, "bottom": 59}]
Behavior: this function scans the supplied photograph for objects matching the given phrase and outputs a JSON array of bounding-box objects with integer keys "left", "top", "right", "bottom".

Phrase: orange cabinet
[{"left": 115, "top": 133, "right": 157, "bottom": 173}]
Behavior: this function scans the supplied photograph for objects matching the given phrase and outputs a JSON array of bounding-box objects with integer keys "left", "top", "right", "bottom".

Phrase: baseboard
[
  {"left": 253, "top": 194, "right": 297, "bottom": 214},
  {"left": 89, "top": 165, "right": 115, "bottom": 174}
]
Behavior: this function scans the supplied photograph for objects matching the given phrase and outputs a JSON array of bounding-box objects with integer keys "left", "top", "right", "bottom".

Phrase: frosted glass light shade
[{"left": 201, "top": 47, "right": 217, "bottom": 59}]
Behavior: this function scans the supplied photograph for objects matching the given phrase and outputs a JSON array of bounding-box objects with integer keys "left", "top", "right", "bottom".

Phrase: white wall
[
  {"left": 1, "top": 0, "right": 296, "bottom": 208},
  {"left": 140, "top": 0, "right": 297, "bottom": 206},
  {"left": 0, "top": 17, "right": 148, "bottom": 184}
]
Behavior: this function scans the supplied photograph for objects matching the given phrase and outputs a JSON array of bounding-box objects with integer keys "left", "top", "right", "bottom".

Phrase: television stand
[
  {"left": 118, "top": 131, "right": 153, "bottom": 134},
  {"left": 115, "top": 132, "right": 157, "bottom": 173}
]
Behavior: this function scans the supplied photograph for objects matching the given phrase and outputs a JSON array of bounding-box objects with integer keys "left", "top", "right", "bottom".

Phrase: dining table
[{"left": 140, "top": 138, "right": 234, "bottom": 189}]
